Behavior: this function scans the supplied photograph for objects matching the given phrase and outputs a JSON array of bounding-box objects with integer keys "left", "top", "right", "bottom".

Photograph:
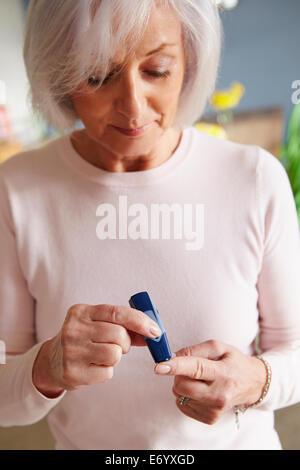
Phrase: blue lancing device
[{"left": 129, "top": 291, "right": 172, "bottom": 363}]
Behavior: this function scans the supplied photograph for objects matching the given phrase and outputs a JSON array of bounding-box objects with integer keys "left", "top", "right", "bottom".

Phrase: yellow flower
[
  {"left": 194, "top": 122, "right": 227, "bottom": 139},
  {"left": 210, "top": 82, "right": 245, "bottom": 111}
]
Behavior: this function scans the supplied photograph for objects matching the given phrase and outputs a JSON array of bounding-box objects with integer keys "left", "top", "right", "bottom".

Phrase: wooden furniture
[
  {"left": 204, "top": 106, "right": 284, "bottom": 158},
  {"left": 0, "top": 141, "right": 23, "bottom": 164}
]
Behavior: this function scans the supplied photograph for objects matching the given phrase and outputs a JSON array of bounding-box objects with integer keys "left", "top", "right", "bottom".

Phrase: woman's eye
[
  {"left": 87, "top": 69, "right": 170, "bottom": 87},
  {"left": 146, "top": 70, "right": 170, "bottom": 79},
  {"left": 88, "top": 70, "right": 116, "bottom": 87},
  {"left": 102, "top": 71, "right": 116, "bottom": 84},
  {"left": 87, "top": 76, "right": 102, "bottom": 87}
]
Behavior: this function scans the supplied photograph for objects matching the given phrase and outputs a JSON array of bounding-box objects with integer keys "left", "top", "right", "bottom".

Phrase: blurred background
[{"left": 0, "top": 0, "right": 300, "bottom": 450}]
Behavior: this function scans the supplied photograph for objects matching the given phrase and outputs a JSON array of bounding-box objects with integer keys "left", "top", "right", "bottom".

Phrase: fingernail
[
  {"left": 149, "top": 326, "right": 161, "bottom": 337},
  {"left": 171, "top": 352, "right": 176, "bottom": 358},
  {"left": 155, "top": 364, "right": 171, "bottom": 374}
]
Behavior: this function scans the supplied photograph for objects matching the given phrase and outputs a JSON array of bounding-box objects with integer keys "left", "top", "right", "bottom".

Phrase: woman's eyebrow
[
  {"left": 145, "top": 42, "right": 178, "bottom": 57},
  {"left": 109, "top": 43, "right": 178, "bottom": 69}
]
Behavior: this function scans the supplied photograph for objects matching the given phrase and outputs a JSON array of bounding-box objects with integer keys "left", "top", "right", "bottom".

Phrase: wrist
[
  {"left": 234, "top": 355, "right": 272, "bottom": 429},
  {"left": 240, "top": 355, "right": 272, "bottom": 409},
  {"left": 32, "top": 338, "right": 65, "bottom": 398},
  {"left": 245, "top": 355, "right": 267, "bottom": 407}
]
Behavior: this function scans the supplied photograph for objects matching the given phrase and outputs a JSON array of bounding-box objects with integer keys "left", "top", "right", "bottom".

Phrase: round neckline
[{"left": 58, "top": 126, "right": 195, "bottom": 187}]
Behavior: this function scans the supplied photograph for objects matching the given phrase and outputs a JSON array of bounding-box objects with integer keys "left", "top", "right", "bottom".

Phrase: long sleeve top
[{"left": 1, "top": 125, "right": 300, "bottom": 450}]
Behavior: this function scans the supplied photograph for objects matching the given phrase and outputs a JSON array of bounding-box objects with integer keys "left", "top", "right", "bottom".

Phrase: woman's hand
[
  {"left": 154, "top": 340, "right": 266, "bottom": 425},
  {"left": 32, "top": 303, "right": 161, "bottom": 398}
]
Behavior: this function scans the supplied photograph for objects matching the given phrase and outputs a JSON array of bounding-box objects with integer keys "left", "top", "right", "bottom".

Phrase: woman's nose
[{"left": 114, "top": 70, "right": 146, "bottom": 123}]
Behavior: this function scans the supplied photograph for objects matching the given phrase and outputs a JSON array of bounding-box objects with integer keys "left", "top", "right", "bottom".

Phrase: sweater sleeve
[
  {"left": 0, "top": 170, "right": 66, "bottom": 427},
  {"left": 255, "top": 146, "right": 300, "bottom": 411}
]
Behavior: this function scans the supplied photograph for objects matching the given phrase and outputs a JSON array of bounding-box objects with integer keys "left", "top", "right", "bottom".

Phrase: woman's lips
[{"left": 112, "top": 123, "right": 151, "bottom": 137}]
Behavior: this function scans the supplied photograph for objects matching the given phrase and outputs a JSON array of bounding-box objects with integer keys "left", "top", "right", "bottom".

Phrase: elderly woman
[{"left": 0, "top": 0, "right": 300, "bottom": 451}]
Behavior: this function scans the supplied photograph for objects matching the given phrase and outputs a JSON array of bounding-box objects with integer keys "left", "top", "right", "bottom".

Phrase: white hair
[{"left": 23, "top": 0, "right": 223, "bottom": 132}]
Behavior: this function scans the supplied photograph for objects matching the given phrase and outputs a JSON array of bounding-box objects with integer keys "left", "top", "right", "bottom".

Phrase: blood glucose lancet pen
[{"left": 129, "top": 291, "right": 172, "bottom": 363}]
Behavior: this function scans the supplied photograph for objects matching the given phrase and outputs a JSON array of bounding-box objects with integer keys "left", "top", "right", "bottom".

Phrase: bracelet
[{"left": 234, "top": 355, "right": 272, "bottom": 429}]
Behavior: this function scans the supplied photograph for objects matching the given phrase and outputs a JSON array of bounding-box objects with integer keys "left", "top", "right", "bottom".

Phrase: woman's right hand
[{"left": 32, "top": 303, "right": 162, "bottom": 398}]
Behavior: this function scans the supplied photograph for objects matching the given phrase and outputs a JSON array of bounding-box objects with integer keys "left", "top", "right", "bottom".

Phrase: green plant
[{"left": 279, "top": 102, "right": 300, "bottom": 227}]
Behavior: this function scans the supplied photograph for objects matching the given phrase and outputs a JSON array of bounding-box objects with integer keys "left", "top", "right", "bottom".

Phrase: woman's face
[{"left": 70, "top": 3, "right": 186, "bottom": 158}]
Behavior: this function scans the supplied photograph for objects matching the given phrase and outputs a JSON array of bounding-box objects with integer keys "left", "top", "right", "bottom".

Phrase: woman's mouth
[{"left": 112, "top": 123, "right": 151, "bottom": 137}]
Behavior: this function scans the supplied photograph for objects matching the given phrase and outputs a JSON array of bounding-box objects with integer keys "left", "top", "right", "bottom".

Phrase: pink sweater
[{"left": 1, "top": 126, "right": 300, "bottom": 450}]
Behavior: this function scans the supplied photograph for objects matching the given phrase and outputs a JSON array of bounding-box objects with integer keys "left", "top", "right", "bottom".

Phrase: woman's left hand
[{"left": 154, "top": 340, "right": 266, "bottom": 425}]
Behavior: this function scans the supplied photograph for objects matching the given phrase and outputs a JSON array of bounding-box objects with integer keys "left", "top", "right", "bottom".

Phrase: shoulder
[
  {"left": 255, "top": 144, "right": 290, "bottom": 189},
  {"left": 190, "top": 126, "right": 288, "bottom": 178},
  {"left": 187, "top": 127, "right": 294, "bottom": 210},
  {"left": 254, "top": 145, "right": 295, "bottom": 221},
  {"left": 189, "top": 126, "right": 261, "bottom": 178},
  {"left": 0, "top": 136, "right": 68, "bottom": 187},
  {"left": 190, "top": 126, "right": 258, "bottom": 161}
]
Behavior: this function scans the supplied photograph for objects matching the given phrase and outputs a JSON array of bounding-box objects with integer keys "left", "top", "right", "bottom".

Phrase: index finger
[
  {"left": 154, "top": 356, "right": 219, "bottom": 381},
  {"left": 89, "top": 304, "right": 162, "bottom": 338}
]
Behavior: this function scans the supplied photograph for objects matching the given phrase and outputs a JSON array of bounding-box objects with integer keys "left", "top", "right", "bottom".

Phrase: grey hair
[{"left": 23, "top": 0, "right": 222, "bottom": 132}]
